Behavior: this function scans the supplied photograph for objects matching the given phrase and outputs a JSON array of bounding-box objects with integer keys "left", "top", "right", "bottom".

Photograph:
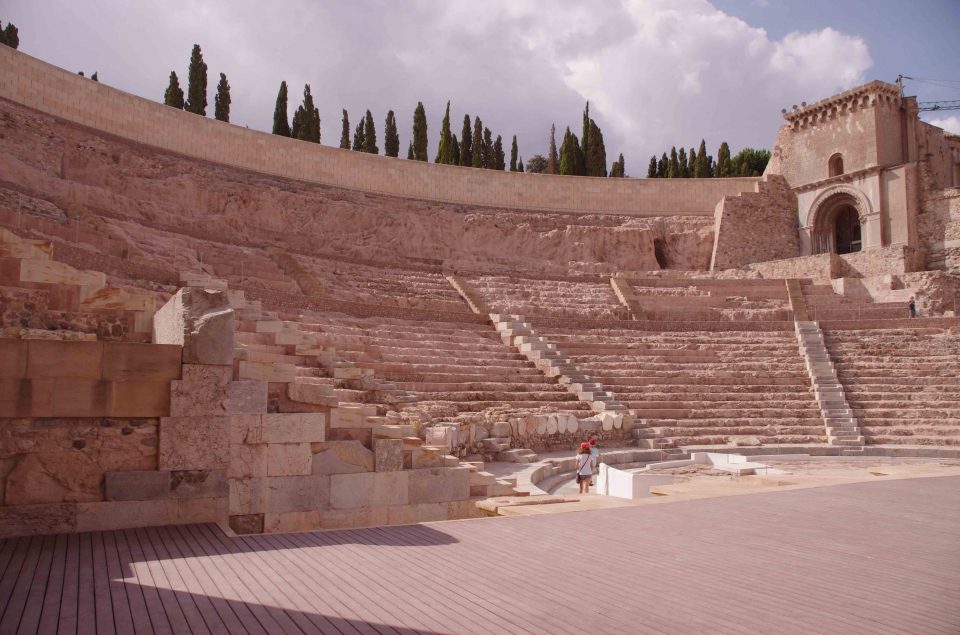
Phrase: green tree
[
  {"left": 716, "top": 142, "right": 733, "bottom": 177},
  {"left": 435, "top": 101, "right": 454, "bottom": 164},
  {"left": 581, "top": 102, "right": 590, "bottom": 165},
  {"left": 451, "top": 134, "right": 460, "bottom": 166},
  {"left": 0, "top": 21, "right": 19, "bottom": 49},
  {"left": 657, "top": 153, "right": 668, "bottom": 178},
  {"left": 352, "top": 120, "right": 364, "bottom": 151},
  {"left": 509, "top": 135, "right": 518, "bottom": 171},
  {"left": 363, "top": 109, "right": 378, "bottom": 154},
  {"left": 459, "top": 115, "right": 473, "bottom": 167},
  {"left": 163, "top": 71, "right": 185, "bottom": 109},
  {"left": 678, "top": 148, "right": 688, "bottom": 178},
  {"left": 412, "top": 102, "right": 428, "bottom": 161},
  {"left": 384, "top": 110, "right": 400, "bottom": 157},
  {"left": 688, "top": 147, "right": 697, "bottom": 176},
  {"left": 185, "top": 44, "right": 208, "bottom": 116},
  {"left": 272, "top": 81, "right": 290, "bottom": 136},
  {"left": 526, "top": 154, "right": 547, "bottom": 174},
  {"left": 668, "top": 147, "right": 679, "bottom": 178},
  {"left": 731, "top": 148, "right": 771, "bottom": 176},
  {"left": 559, "top": 127, "right": 585, "bottom": 176},
  {"left": 695, "top": 139, "right": 710, "bottom": 177},
  {"left": 482, "top": 127, "right": 494, "bottom": 169},
  {"left": 339, "top": 110, "right": 350, "bottom": 149},
  {"left": 493, "top": 135, "right": 505, "bottom": 170},
  {"left": 294, "top": 84, "right": 320, "bottom": 143},
  {"left": 518, "top": 156, "right": 525, "bottom": 173},
  {"left": 610, "top": 154, "right": 625, "bottom": 177},
  {"left": 471, "top": 118, "right": 483, "bottom": 168},
  {"left": 406, "top": 142, "right": 414, "bottom": 159},
  {"left": 585, "top": 119, "right": 607, "bottom": 176},
  {"left": 214, "top": 73, "right": 230, "bottom": 122},
  {"left": 647, "top": 156, "right": 657, "bottom": 178},
  {"left": 547, "top": 124, "right": 559, "bottom": 174}
]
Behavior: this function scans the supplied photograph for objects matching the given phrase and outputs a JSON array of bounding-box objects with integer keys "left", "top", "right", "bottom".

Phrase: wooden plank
[
  {"left": 126, "top": 528, "right": 186, "bottom": 635},
  {"left": 101, "top": 530, "right": 136, "bottom": 633},
  {"left": 37, "top": 533, "right": 68, "bottom": 633},
  {"left": 90, "top": 531, "right": 116, "bottom": 634},
  {"left": 0, "top": 535, "right": 43, "bottom": 633},
  {"left": 0, "top": 537, "right": 30, "bottom": 626},
  {"left": 115, "top": 528, "right": 168, "bottom": 634},
  {"left": 75, "top": 533, "right": 97, "bottom": 635},
  {"left": 16, "top": 534, "right": 58, "bottom": 634}
]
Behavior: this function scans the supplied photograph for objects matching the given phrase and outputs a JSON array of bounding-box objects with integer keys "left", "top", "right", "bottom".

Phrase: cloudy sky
[{"left": 5, "top": 0, "right": 960, "bottom": 174}]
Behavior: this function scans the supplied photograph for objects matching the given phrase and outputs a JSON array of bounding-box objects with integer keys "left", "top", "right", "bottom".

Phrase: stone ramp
[{"left": 1, "top": 477, "right": 958, "bottom": 633}]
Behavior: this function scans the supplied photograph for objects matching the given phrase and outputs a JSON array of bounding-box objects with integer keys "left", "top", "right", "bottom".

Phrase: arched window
[{"left": 828, "top": 153, "right": 844, "bottom": 177}]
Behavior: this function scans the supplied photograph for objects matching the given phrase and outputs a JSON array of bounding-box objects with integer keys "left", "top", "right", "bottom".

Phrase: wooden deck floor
[{"left": 1, "top": 476, "right": 958, "bottom": 634}]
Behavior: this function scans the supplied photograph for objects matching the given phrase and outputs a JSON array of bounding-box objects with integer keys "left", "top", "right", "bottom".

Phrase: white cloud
[
  {"left": 925, "top": 115, "right": 960, "bottom": 135},
  {"left": 6, "top": 0, "right": 873, "bottom": 173}
]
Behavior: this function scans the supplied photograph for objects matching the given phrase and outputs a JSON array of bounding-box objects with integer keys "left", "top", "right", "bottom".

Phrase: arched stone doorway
[{"left": 809, "top": 192, "right": 865, "bottom": 255}]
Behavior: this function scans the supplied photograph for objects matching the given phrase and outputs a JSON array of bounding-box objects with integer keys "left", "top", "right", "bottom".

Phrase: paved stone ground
[{"left": 1, "top": 476, "right": 958, "bottom": 634}]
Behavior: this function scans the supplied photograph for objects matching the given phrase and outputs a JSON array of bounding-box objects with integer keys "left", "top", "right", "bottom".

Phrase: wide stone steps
[
  {"left": 414, "top": 390, "right": 583, "bottom": 402},
  {"left": 393, "top": 381, "right": 569, "bottom": 392},
  {"left": 654, "top": 425, "right": 825, "bottom": 436},
  {"left": 593, "top": 373, "right": 809, "bottom": 383},
  {"left": 617, "top": 393, "right": 812, "bottom": 403},
  {"left": 630, "top": 407, "right": 820, "bottom": 418},
  {"left": 421, "top": 400, "right": 591, "bottom": 412}
]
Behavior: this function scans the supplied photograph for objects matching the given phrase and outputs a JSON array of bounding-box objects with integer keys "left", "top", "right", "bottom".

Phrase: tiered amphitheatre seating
[
  {"left": 535, "top": 323, "right": 826, "bottom": 446},
  {"left": 619, "top": 276, "right": 793, "bottom": 321},
  {"left": 824, "top": 322, "right": 960, "bottom": 445},
  {"left": 466, "top": 274, "right": 627, "bottom": 320},
  {"left": 288, "top": 313, "right": 592, "bottom": 414},
  {"left": 802, "top": 281, "right": 908, "bottom": 321}
]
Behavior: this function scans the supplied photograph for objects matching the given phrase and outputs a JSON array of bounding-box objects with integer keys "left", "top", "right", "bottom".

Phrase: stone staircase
[
  {"left": 795, "top": 321, "right": 864, "bottom": 451},
  {"left": 610, "top": 275, "right": 645, "bottom": 320},
  {"left": 490, "top": 313, "right": 631, "bottom": 418},
  {"left": 444, "top": 273, "right": 488, "bottom": 314},
  {"left": 801, "top": 281, "right": 908, "bottom": 321},
  {"left": 785, "top": 279, "right": 809, "bottom": 321}
]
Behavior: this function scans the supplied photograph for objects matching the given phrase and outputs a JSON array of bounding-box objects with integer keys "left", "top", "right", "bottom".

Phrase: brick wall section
[
  {"left": 919, "top": 186, "right": 960, "bottom": 272},
  {"left": 0, "top": 46, "right": 760, "bottom": 217},
  {"left": 710, "top": 175, "right": 800, "bottom": 270},
  {"left": 747, "top": 253, "right": 837, "bottom": 282}
]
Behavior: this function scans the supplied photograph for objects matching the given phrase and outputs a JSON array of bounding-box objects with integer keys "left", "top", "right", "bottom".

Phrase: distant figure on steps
[
  {"left": 576, "top": 442, "right": 595, "bottom": 493},
  {"left": 908, "top": 296, "right": 917, "bottom": 318}
]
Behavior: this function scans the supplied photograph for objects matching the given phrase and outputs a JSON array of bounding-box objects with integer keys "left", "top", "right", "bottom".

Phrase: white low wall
[{"left": 596, "top": 463, "right": 674, "bottom": 499}]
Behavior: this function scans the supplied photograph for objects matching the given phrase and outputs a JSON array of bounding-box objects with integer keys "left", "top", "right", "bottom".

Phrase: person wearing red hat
[{"left": 576, "top": 442, "right": 595, "bottom": 493}]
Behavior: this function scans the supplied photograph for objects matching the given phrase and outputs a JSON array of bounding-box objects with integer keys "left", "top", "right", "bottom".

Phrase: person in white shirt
[
  {"left": 576, "top": 442, "right": 595, "bottom": 493},
  {"left": 588, "top": 437, "right": 600, "bottom": 473}
]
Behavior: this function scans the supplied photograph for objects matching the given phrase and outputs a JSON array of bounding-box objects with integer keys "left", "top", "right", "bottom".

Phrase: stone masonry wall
[
  {"left": 710, "top": 174, "right": 800, "bottom": 270},
  {"left": 0, "top": 46, "right": 759, "bottom": 217}
]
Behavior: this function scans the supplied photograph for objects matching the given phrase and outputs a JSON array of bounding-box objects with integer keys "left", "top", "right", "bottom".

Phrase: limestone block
[
  {"left": 0, "top": 503, "right": 76, "bottom": 539},
  {"left": 374, "top": 439, "right": 403, "bottom": 472},
  {"left": 159, "top": 416, "right": 229, "bottom": 470},
  {"left": 287, "top": 381, "right": 337, "bottom": 405},
  {"left": 225, "top": 380, "right": 268, "bottom": 413},
  {"left": 101, "top": 342, "right": 181, "bottom": 382},
  {"left": 170, "top": 364, "right": 232, "bottom": 416},
  {"left": 545, "top": 415, "right": 558, "bottom": 435},
  {"left": 228, "top": 443, "right": 267, "bottom": 479},
  {"left": 153, "top": 288, "right": 235, "bottom": 366},
  {"left": 373, "top": 424, "right": 414, "bottom": 439},
  {"left": 264, "top": 510, "right": 322, "bottom": 533},
  {"left": 333, "top": 367, "right": 371, "bottom": 380},
  {"left": 491, "top": 422, "right": 512, "bottom": 438},
  {"left": 169, "top": 469, "right": 228, "bottom": 499},
  {"left": 75, "top": 500, "right": 179, "bottom": 533},
  {"left": 311, "top": 441, "right": 374, "bottom": 474},
  {"left": 273, "top": 331, "right": 308, "bottom": 345},
  {"left": 229, "top": 513, "right": 264, "bottom": 535},
  {"left": 230, "top": 478, "right": 266, "bottom": 515},
  {"left": 5, "top": 452, "right": 103, "bottom": 505},
  {"left": 110, "top": 381, "right": 170, "bottom": 418},
  {"left": 26, "top": 340, "right": 103, "bottom": 379},
  {"left": 265, "top": 443, "right": 313, "bottom": 477},
  {"left": 535, "top": 416, "right": 548, "bottom": 435},
  {"left": 260, "top": 413, "right": 326, "bottom": 444},
  {"left": 80, "top": 286, "right": 154, "bottom": 312},
  {"left": 0, "top": 378, "right": 54, "bottom": 417},
  {"left": 177, "top": 496, "right": 228, "bottom": 524},
  {"left": 265, "top": 474, "right": 330, "bottom": 513},
  {"left": 408, "top": 467, "right": 470, "bottom": 505},
  {"left": 229, "top": 414, "right": 262, "bottom": 445},
  {"left": 329, "top": 471, "right": 409, "bottom": 510},
  {"left": 179, "top": 272, "right": 228, "bottom": 291},
  {"left": 238, "top": 361, "right": 297, "bottom": 383},
  {"left": 318, "top": 507, "right": 389, "bottom": 530},
  {"left": 411, "top": 448, "right": 444, "bottom": 469},
  {"left": 50, "top": 378, "right": 112, "bottom": 418},
  {"left": 19, "top": 258, "right": 105, "bottom": 288},
  {"left": 105, "top": 470, "right": 170, "bottom": 501},
  {"left": 0, "top": 340, "right": 27, "bottom": 378},
  {"left": 330, "top": 406, "right": 376, "bottom": 429}
]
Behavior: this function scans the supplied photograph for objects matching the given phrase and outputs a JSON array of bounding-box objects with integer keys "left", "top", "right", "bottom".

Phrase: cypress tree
[
  {"left": 617, "top": 154, "right": 626, "bottom": 177},
  {"left": 678, "top": 148, "right": 688, "bottom": 178},
  {"left": 471, "top": 118, "right": 483, "bottom": 168},
  {"left": 717, "top": 142, "right": 732, "bottom": 177},
  {"left": 272, "top": 81, "right": 291, "bottom": 137},
  {"left": 214, "top": 73, "right": 230, "bottom": 122},
  {"left": 695, "top": 139, "right": 709, "bottom": 177},
  {"left": 384, "top": 110, "right": 400, "bottom": 157},
  {"left": 547, "top": 124, "right": 559, "bottom": 174},
  {"left": 668, "top": 147, "right": 680, "bottom": 178},
  {"left": 559, "top": 127, "right": 585, "bottom": 176},
  {"left": 459, "top": 115, "right": 473, "bottom": 167},
  {"left": 163, "top": 71, "right": 185, "bottom": 109},
  {"left": 657, "top": 153, "right": 668, "bottom": 178},
  {"left": 352, "top": 121, "right": 364, "bottom": 151},
  {"left": 0, "top": 22, "right": 19, "bottom": 49},
  {"left": 647, "top": 156, "right": 658, "bottom": 178},
  {"left": 363, "top": 109, "right": 378, "bottom": 154},
  {"left": 435, "top": 101, "right": 453, "bottom": 164},
  {"left": 688, "top": 147, "right": 697, "bottom": 176},
  {"left": 451, "top": 134, "right": 460, "bottom": 166},
  {"left": 610, "top": 154, "right": 625, "bottom": 177},
  {"left": 482, "top": 128, "right": 494, "bottom": 169},
  {"left": 407, "top": 142, "right": 414, "bottom": 159},
  {"left": 509, "top": 135, "right": 518, "bottom": 172},
  {"left": 412, "top": 102, "right": 428, "bottom": 161},
  {"left": 518, "top": 157, "right": 524, "bottom": 173},
  {"left": 586, "top": 120, "right": 607, "bottom": 176},
  {"left": 185, "top": 44, "right": 208, "bottom": 116},
  {"left": 294, "top": 85, "right": 320, "bottom": 143},
  {"left": 581, "top": 102, "right": 590, "bottom": 165},
  {"left": 339, "top": 110, "right": 350, "bottom": 149},
  {"left": 493, "top": 135, "right": 505, "bottom": 170}
]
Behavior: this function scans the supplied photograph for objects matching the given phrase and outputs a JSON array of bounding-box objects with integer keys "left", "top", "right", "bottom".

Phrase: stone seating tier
[
  {"left": 467, "top": 275, "right": 627, "bottom": 320},
  {"left": 801, "top": 282, "right": 908, "bottom": 321}
]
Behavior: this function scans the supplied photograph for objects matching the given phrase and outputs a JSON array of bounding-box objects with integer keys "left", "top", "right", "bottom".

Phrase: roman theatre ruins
[{"left": 0, "top": 43, "right": 959, "bottom": 544}]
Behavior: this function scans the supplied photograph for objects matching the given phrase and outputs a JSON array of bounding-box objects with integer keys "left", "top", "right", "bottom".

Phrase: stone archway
[{"left": 807, "top": 189, "right": 869, "bottom": 255}]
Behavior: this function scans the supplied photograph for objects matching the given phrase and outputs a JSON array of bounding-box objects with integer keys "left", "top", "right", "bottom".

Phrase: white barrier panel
[{"left": 596, "top": 464, "right": 674, "bottom": 500}]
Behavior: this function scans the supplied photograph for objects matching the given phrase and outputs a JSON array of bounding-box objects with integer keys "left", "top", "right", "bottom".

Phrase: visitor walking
[
  {"left": 576, "top": 442, "right": 594, "bottom": 493},
  {"left": 908, "top": 296, "right": 917, "bottom": 318},
  {"left": 589, "top": 437, "right": 600, "bottom": 473}
]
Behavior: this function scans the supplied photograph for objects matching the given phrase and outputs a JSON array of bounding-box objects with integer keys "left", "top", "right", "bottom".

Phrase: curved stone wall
[{"left": 0, "top": 46, "right": 759, "bottom": 216}]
